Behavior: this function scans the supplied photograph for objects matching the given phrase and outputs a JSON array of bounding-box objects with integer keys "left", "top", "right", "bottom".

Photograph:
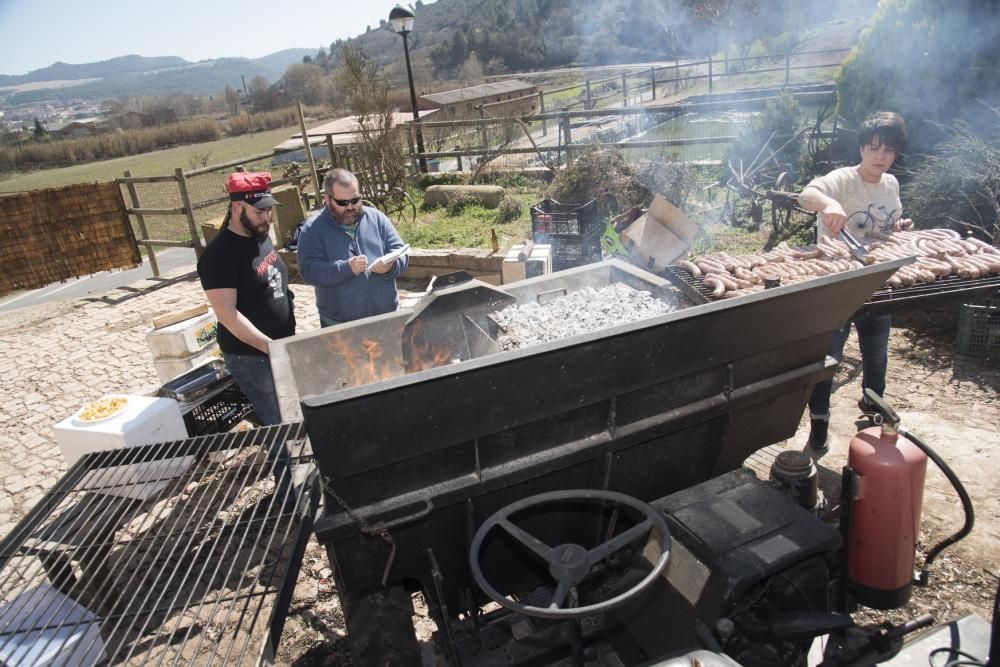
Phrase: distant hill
[
  {"left": 316, "top": 0, "right": 872, "bottom": 83},
  {"left": 0, "top": 50, "right": 314, "bottom": 104},
  {"left": 0, "top": 55, "right": 189, "bottom": 86}
]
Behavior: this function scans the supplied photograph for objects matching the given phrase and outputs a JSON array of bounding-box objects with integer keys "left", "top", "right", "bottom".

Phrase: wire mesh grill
[{"left": 0, "top": 423, "right": 314, "bottom": 666}]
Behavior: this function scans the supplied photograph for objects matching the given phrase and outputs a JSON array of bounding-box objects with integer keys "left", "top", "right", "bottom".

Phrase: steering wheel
[{"left": 469, "top": 489, "right": 671, "bottom": 620}]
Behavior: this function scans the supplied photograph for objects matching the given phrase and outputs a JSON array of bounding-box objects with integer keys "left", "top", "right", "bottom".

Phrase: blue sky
[{"left": 0, "top": 0, "right": 428, "bottom": 76}]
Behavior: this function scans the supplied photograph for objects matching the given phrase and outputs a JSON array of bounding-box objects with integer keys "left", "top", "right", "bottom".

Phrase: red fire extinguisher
[{"left": 844, "top": 390, "right": 974, "bottom": 610}]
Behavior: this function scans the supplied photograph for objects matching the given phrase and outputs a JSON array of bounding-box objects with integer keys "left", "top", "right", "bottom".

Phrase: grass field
[{"left": 0, "top": 126, "right": 300, "bottom": 193}]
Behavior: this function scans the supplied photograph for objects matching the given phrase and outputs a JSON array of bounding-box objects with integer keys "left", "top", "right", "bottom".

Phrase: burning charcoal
[{"left": 491, "top": 283, "right": 676, "bottom": 350}]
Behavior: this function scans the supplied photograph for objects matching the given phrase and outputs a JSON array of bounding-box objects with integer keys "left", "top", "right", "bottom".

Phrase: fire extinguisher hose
[{"left": 897, "top": 426, "right": 975, "bottom": 587}]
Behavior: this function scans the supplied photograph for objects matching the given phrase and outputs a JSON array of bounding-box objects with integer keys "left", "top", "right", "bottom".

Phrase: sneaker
[
  {"left": 857, "top": 398, "right": 877, "bottom": 427},
  {"left": 807, "top": 418, "right": 829, "bottom": 452}
]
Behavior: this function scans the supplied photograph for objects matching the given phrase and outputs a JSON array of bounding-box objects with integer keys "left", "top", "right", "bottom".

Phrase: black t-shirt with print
[{"left": 197, "top": 229, "right": 296, "bottom": 356}]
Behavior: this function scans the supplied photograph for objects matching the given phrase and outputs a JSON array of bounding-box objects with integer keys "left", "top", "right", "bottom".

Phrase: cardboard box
[{"left": 619, "top": 195, "right": 699, "bottom": 273}]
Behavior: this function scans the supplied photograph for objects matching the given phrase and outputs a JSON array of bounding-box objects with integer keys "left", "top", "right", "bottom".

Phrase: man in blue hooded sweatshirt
[{"left": 297, "top": 168, "right": 409, "bottom": 327}]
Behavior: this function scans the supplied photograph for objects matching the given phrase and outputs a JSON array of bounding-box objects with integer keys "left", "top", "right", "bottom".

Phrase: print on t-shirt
[
  {"left": 254, "top": 251, "right": 284, "bottom": 301},
  {"left": 847, "top": 203, "right": 898, "bottom": 235}
]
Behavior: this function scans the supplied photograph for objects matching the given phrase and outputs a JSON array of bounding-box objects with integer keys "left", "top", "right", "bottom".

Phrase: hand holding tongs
[{"left": 839, "top": 229, "right": 870, "bottom": 263}]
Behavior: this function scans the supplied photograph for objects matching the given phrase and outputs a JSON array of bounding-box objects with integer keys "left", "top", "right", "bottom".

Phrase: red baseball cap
[{"left": 226, "top": 171, "right": 281, "bottom": 209}]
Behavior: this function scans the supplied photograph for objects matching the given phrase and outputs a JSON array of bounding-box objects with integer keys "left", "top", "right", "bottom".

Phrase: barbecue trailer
[{"left": 266, "top": 257, "right": 996, "bottom": 665}]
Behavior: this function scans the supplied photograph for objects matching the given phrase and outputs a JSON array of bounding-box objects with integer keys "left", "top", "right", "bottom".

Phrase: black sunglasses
[{"left": 330, "top": 196, "right": 362, "bottom": 207}]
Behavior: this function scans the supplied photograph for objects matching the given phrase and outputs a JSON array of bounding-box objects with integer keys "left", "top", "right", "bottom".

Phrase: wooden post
[
  {"left": 478, "top": 106, "right": 488, "bottom": 153},
  {"left": 586, "top": 80, "right": 592, "bottom": 109},
  {"left": 651, "top": 66, "right": 656, "bottom": 100},
  {"left": 675, "top": 59, "right": 680, "bottom": 92},
  {"left": 175, "top": 167, "right": 204, "bottom": 258},
  {"left": 325, "top": 135, "right": 336, "bottom": 167},
  {"left": 561, "top": 110, "right": 572, "bottom": 165},
  {"left": 297, "top": 102, "right": 320, "bottom": 207},
  {"left": 708, "top": 55, "right": 713, "bottom": 93},
  {"left": 538, "top": 91, "right": 547, "bottom": 137},
  {"left": 621, "top": 72, "right": 628, "bottom": 107},
  {"left": 123, "top": 169, "right": 159, "bottom": 277},
  {"left": 785, "top": 50, "right": 791, "bottom": 87},
  {"left": 406, "top": 128, "right": 418, "bottom": 175}
]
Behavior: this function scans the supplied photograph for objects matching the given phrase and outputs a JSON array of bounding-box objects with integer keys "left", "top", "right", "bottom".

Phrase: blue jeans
[
  {"left": 223, "top": 352, "right": 282, "bottom": 425},
  {"left": 223, "top": 352, "right": 292, "bottom": 501},
  {"left": 808, "top": 310, "right": 892, "bottom": 419}
]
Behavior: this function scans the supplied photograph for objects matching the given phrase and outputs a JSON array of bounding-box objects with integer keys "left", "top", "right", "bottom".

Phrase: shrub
[
  {"left": 633, "top": 159, "right": 698, "bottom": 210},
  {"left": 494, "top": 196, "right": 523, "bottom": 224},
  {"left": 416, "top": 172, "right": 464, "bottom": 189},
  {"left": 446, "top": 193, "right": 477, "bottom": 216},
  {"left": 546, "top": 147, "right": 648, "bottom": 219},
  {"left": 904, "top": 107, "right": 1000, "bottom": 243}
]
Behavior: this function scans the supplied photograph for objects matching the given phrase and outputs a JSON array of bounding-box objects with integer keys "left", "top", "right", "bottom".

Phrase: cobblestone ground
[{"left": 0, "top": 267, "right": 408, "bottom": 532}]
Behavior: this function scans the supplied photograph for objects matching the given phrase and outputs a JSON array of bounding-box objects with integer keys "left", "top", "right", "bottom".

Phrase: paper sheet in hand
[{"left": 365, "top": 243, "right": 411, "bottom": 277}]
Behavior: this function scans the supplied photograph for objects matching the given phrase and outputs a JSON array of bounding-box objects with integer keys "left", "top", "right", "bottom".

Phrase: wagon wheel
[
  {"left": 382, "top": 186, "right": 416, "bottom": 226},
  {"left": 469, "top": 489, "right": 671, "bottom": 620}
]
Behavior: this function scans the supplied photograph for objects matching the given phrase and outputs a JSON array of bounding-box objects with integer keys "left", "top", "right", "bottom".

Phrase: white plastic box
[
  {"left": 152, "top": 344, "right": 222, "bottom": 384},
  {"left": 0, "top": 580, "right": 106, "bottom": 666},
  {"left": 145, "top": 310, "right": 218, "bottom": 359},
  {"left": 53, "top": 395, "right": 193, "bottom": 499}
]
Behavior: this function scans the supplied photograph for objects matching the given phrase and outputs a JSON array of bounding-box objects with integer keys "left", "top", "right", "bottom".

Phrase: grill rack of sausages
[{"left": 673, "top": 228, "right": 1000, "bottom": 300}]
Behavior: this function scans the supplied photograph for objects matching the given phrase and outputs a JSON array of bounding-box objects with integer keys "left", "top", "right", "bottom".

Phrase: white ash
[{"left": 491, "top": 282, "right": 676, "bottom": 350}]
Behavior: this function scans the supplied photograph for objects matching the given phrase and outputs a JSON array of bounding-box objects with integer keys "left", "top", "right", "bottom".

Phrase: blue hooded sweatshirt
[{"left": 297, "top": 205, "right": 409, "bottom": 324}]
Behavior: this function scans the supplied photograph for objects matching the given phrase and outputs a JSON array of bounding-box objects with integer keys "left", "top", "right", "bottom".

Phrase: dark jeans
[
  {"left": 808, "top": 310, "right": 892, "bottom": 419},
  {"left": 319, "top": 312, "right": 341, "bottom": 328},
  {"left": 223, "top": 352, "right": 291, "bottom": 500},
  {"left": 223, "top": 352, "right": 282, "bottom": 425}
]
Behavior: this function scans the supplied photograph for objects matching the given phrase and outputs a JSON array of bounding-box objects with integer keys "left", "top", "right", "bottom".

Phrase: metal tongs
[{"left": 839, "top": 229, "right": 869, "bottom": 262}]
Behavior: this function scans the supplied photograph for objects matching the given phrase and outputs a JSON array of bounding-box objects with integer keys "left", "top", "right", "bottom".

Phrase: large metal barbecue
[
  {"left": 0, "top": 424, "right": 316, "bottom": 666},
  {"left": 270, "top": 258, "right": 906, "bottom": 628}
]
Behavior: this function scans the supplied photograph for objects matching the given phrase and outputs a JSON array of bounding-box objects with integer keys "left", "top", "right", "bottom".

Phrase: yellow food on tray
[{"left": 78, "top": 396, "right": 129, "bottom": 422}]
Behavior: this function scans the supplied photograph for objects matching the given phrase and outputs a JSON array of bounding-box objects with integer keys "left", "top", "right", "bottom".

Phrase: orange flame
[
  {"left": 402, "top": 317, "right": 459, "bottom": 372},
  {"left": 325, "top": 334, "right": 397, "bottom": 387}
]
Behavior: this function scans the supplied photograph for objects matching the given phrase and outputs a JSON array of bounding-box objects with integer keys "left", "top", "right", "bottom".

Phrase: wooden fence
[{"left": 119, "top": 148, "right": 304, "bottom": 276}]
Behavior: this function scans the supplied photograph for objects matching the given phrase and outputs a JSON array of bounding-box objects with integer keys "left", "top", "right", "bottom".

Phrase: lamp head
[{"left": 389, "top": 5, "right": 415, "bottom": 33}]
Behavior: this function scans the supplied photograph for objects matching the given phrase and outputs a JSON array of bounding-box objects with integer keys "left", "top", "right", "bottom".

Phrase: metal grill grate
[
  {"left": 0, "top": 423, "right": 315, "bottom": 666},
  {"left": 663, "top": 266, "right": 1000, "bottom": 312}
]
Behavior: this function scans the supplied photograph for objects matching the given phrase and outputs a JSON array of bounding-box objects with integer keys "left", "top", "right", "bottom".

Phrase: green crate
[{"left": 955, "top": 303, "right": 1000, "bottom": 358}]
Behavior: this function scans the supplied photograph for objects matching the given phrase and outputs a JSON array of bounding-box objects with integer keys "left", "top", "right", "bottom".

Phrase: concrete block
[
  {"left": 273, "top": 184, "right": 305, "bottom": 249},
  {"left": 201, "top": 214, "right": 226, "bottom": 244},
  {"left": 424, "top": 185, "right": 506, "bottom": 209}
]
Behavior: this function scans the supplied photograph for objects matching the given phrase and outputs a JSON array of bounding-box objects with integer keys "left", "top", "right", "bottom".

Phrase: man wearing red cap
[{"left": 197, "top": 171, "right": 296, "bottom": 425}]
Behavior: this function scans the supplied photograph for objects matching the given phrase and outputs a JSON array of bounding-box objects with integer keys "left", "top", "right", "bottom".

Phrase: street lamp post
[{"left": 389, "top": 5, "right": 428, "bottom": 173}]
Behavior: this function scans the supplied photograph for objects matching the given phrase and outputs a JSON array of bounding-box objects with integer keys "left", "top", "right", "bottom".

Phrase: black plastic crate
[
  {"left": 955, "top": 302, "right": 1000, "bottom": 358},
  {"left": 183, "top": 382, "right": 254, "bottom": 436},
  {"left": 547, "top": 226, "right": 605, "bottom": 272},
  {"left": 530, "top": 198, "right": 600, "bottom": 237}
]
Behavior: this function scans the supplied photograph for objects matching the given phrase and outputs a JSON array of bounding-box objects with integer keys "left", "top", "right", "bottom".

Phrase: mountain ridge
[{"left": 0, "top": 50, "right": 315, "bottom": 104}]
